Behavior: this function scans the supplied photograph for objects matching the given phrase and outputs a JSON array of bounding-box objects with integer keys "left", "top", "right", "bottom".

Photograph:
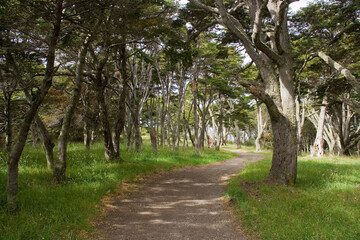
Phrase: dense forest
[{"left": 0, "top": 0, "right": 359, "bottom": 214}]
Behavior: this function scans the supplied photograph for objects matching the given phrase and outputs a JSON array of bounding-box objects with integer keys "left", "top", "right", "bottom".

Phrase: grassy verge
[
  {"left": 0, "top": 142, "right": 237, "bottom": 240},
  {"left": 226, "top": 152, "right": 360, "bottom": 240}
]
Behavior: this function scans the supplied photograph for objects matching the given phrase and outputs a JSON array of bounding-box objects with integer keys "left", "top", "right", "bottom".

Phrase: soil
[{"left": 89, "top": 150, "right": 264, "bottom": 240}]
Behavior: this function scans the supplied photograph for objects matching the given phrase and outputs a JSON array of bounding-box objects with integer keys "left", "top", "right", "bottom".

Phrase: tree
[
  {"left": 53, "top": 35, "right": 93, "bottom": 183},
  {"left": 291, "top": 0, "right": 360, "bottom": 155},
  {"left": 189, "top": 0, "right": 298, "bottom": 184},
  {"left": 310, "top": 96, "right": 327, "bottom": 157},
  {"left": 5, "top": 0, "right": 63, "bottom": 210}
]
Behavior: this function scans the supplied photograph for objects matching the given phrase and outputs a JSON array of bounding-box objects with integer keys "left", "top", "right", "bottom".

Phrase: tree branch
[
  {"left": 213, "top": 0, "right": 261, "bottom": 63},
  {"left": 318, "top": 51, "right": 360, "bottom": 95}
]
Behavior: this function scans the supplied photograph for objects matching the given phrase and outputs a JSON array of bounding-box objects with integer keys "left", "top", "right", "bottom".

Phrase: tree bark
[
  {"left": 318, "top": 51, "right": 360, "bottom": 95},
  {"left": 175, "top": 67, "right": 186, "bottom": 150},
  {"left": 31, "top": 124, "right": 39, "bottom": 147},
  {"left": 126, "top": 121, "right": 134, "bottom": 151},
  {"left": 148, "top": 100, "right": 157, "bottom": 155},
  {"left": 255, "top": 104, "right": 268, "bottom": 152},
  {"left": 4, "top": 92, "right": 13, "bottom": 151},
  {"left": 234, "top": 120, "right": 241, "bottom": 149},
  {"left": 94, "top": 56, "right": 117, "bottom": 161},
  {"left": 113, "top": 43, "right": 128, "bottom": 160},
  {"left": 267, "top": 114, "right": 298, "bottom": 184},
  {"left": 53, "top": 36, "right": 91, "bottom": 183},
  {"left": 90, "top": 115, "right": 99, "bottom": 145},
  {"left": 98, "top": 87, "right": 117, "bottom": 160},
  {"left": 82, "top": 84, "right": 91, "bottom": 149},
  {"left": 215, "top": 94, "right": 225, "bottom": 151},
  {"left": 183, "top": 106, "right": 195, "bottom": 148},
  {"left": 22, "top": 88, "right": 55, "bottom": 168},
  {"left": 310, "top": 96, "right": 327, "bottom": 157},
  {"left": 34, "top": 115, "right": 55, "bottom": 169},
  {"left": 134, "top": 111, "right": 142, "bottom": 152},
  {"left": 7, "top": 0, "right": 62, "bottom": 210},
  {"left": 192, "top": 66, "right": 199, "bottom": 154},
  {"left": 209, "top": 107, "right": 218, "bottom": 148},
  {"left": 296, "top": 96, "right": 306, "bottom": 154}
]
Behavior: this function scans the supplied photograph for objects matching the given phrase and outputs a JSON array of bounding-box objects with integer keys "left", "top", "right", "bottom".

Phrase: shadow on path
[{"left": 90, "top": 150, "right": 264, "bottom": 240}]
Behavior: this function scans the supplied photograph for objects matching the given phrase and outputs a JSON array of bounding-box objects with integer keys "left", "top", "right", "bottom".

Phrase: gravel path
[{"left": 91, "top": 150, "right": 264, "bottom": 240}]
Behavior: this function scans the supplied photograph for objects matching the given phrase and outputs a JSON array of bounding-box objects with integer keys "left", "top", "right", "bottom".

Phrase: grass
[
  {"left": 226, "top": 150, "right": 360, "bottom": 240},
  {"left": 0, "top": 141, "right": 237, "bottom": 240}
]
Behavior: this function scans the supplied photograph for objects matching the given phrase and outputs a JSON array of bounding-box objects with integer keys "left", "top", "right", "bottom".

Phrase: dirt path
[{"left": 90, "top": 150, "right": 264, "bottom": 240}]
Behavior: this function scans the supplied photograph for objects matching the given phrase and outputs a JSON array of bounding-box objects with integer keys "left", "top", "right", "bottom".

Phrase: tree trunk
[
  {"left": 98, "top": 89, "right": 117, "bottom": 160},
  {"left": 31, "top": 123, "right": 39, "bottom": 147},
  {"left": 134, "top": 110, "right": 142, "bottom": 152},
  {"left": 4, "top": 92, "right": 12, "bottom": 151},
  {"left": 82, "top": 83, "right": 91, "bottom": 149},
  {"left": 310, "top": 97, "right": 327, "bottom": 157},
  {"left": 192, "top": 62, "right": 200, "bottom": 154},
  {"left": 91, "top": 47, "right": 119, "bottom": 161},
  {"left": 175, "top": 68, "right": 186, "bottom": 150},
  {"left": 160, "top": 98, "right": 165, "bottom": 147},
  {"left": 7, "top": 0, "right": 62, "bottom": 210},
  {"left": 267, "top": 115, "right": 298, "bottom": 185},
  {"left": 216, "top": 95, "right": 224, "bottom": 151},
  {"left": 148, "top": 100, "right": 157, "bottom": 155},
  {"left": 265, "top": 63, "right": 298, "bottom": 184},
  {"left": 83, "top": 118, "right": 91, "bottom": 149},
  {"left": 90, "top": 116, "right": 99, "bottom": 145},
  {"left": 234, "top": 120, "right": 241, "bottom": 149},
  {"left": 34, "top": 115, "right": 55, "bottom": 169},
  {"left": 296, "top": 96, "right": 306, "bottom": 154},
  {"left": 193, "top": 86, "right": 199, "bottom": 153},
  {"left": 126, "top": 121, "right": 134, "bottom": 151},
  {"left": 199, "top": 113, "right": 206, "bottom": 150},
  {"left": 23, "top": 89, "right": 55, "bottom": 168},
  {"left": 255, "top": 104, "right": 267, "bottom": 152},
  {"left": 156, "top": 97, "right": 161, "bottom": 147},
  {"left": 113, "top": 43, "right": 128, "bottom": 160},
  {"left": 209, "top": 107, "right": 218, "bottom": 148},
  {"left": 183, "top": 108, "right": 195, "bottom": 148},
  {"left": 53, "top": 36, "right": 91, "bottom": 183}
]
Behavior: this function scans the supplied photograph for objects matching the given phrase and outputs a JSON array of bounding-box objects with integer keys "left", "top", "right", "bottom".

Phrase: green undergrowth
[
  {"left": 226, "top": 152, "right": 360, "bottom": 240},
  {"left": 0, "top": 141, "right": 236, "bottom": 240}
]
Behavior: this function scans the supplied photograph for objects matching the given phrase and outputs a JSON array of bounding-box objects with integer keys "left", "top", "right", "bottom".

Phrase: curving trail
[{"left": 91, "top": 150, "right": 264, "bottom": 240}]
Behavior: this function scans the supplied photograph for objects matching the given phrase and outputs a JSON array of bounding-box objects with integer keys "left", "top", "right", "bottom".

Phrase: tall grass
[
  {"left": 0, "top": 141, "right": 236, "bottom": 240},
  {"left": 226, "top": 152, "right": 360, "bottom": 240}
]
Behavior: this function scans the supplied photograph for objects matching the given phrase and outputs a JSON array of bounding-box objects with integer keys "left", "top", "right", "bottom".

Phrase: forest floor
[{"left": 89, "top": 150, "right": 264, "bottom": 240}]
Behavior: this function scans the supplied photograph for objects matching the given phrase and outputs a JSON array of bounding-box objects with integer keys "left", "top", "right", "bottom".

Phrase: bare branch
[{"left": 318, "top": 51, "right": 360, "bottom": 95}]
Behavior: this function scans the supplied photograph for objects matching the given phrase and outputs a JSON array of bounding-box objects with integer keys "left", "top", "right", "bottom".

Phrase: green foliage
[
  {"left": 0, "top": 141, "right": 236, "bottom": 239},
  {"left": 227, "top": 153, "right": 360, "bottom": 240}
]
